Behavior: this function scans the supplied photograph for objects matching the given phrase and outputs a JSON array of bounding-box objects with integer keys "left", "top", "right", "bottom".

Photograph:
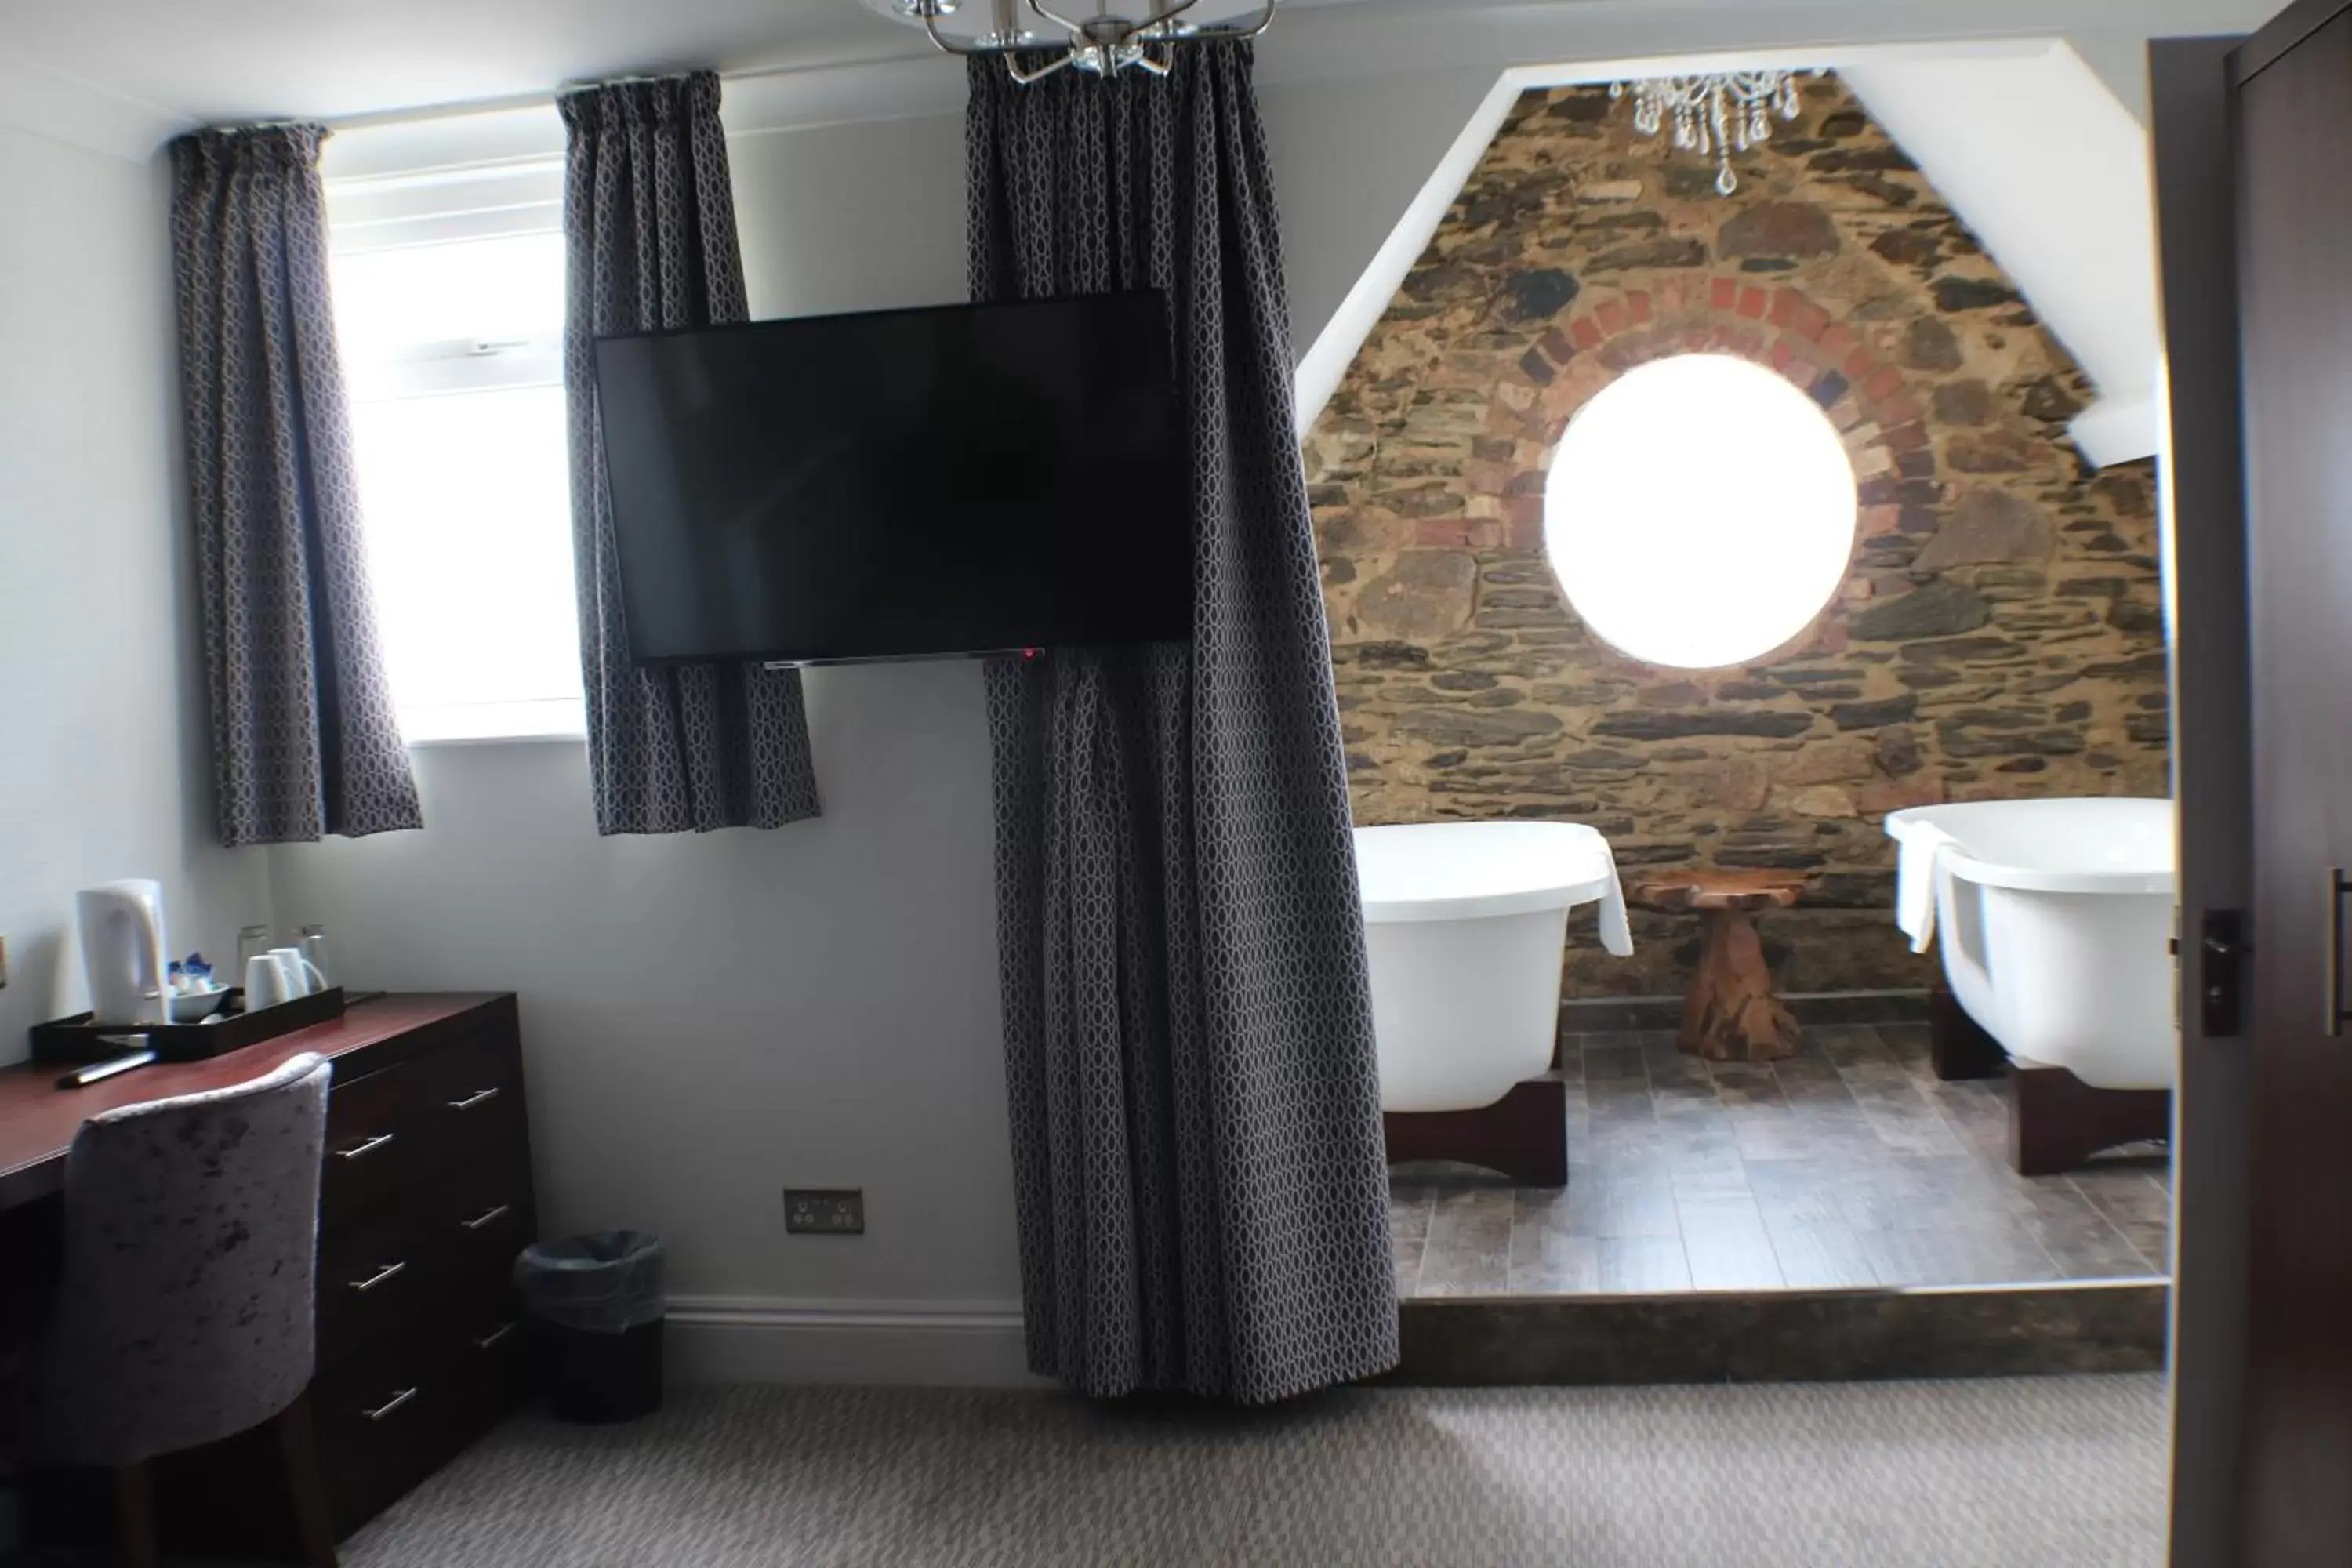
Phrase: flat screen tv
[{"left": 591, "top": 292, "right": 1191, "bottom": 666}]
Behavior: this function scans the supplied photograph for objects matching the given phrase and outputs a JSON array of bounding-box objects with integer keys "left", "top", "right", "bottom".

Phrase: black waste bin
[{"left": 514, "top": 1230, "right": 666, "bottom": 1423}]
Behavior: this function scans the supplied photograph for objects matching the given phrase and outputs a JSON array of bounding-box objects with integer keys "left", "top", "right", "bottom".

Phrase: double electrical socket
[{"left": 784, "top": 1188, "right": 864, "bottom": 1236}]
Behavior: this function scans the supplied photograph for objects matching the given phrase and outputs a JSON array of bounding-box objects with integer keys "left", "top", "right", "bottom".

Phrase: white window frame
[{"left": 325, "top": 140, "right": 586, "bottom": 745}]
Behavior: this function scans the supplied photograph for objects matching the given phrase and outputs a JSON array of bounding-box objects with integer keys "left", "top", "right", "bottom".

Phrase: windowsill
[
  {"left": 405, "top": 729, "right": 586, "bottom": 750},
  {"left": 398, "top": 696, "right": 586, "bottom": 748}
]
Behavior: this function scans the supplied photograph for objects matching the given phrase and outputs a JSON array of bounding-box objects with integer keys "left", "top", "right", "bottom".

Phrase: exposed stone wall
[{"left": 1306, "top": 78, "right": 2170, "bottom": 996}]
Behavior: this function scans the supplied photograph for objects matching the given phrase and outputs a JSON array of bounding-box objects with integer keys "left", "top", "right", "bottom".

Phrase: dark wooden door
[{"left": 2234, "top": 4, "right": 2352, "bottom": 1559}]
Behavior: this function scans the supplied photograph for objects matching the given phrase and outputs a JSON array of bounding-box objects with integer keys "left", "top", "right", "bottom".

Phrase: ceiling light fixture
[
  {"left": 881, "top": 0, "right": 1278, "bottom": 84},
  {"left": 1610, "top": 71, "right": 1806, "bottom": 195}
]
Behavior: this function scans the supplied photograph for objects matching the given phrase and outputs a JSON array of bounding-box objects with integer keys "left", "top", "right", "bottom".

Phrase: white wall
[
  {"left": 266, "top": 662, "right": 1019, "bottom": 1309},
  {"left": 267, "top": 116, "right": 1025, "bottom": 1319},
  {"left": 1259, "top": 65, "right": 1508, "bottom": 378},
  {"left": 2066, "top": 30, "right": 2156, "bottom": 122},
  {"left": 731, "top": 114, "right": 967, "bottom": 318},
  {"left": 0, "top": 123, "right": 271, "bottom": 1062}
]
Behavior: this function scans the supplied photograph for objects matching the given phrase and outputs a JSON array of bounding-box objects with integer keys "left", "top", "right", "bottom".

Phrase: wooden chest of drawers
[
  {"left": 9, "top": 993, "right": 541, "bottom": 1559},
  {"left": 301, "top": 993, "right": 539, "bottom": 1536}
]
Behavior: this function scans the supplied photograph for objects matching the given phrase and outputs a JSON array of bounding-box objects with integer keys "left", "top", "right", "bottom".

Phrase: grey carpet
[{"left": 344, "top": 1376, "right": 2166, "bottom": 1566}]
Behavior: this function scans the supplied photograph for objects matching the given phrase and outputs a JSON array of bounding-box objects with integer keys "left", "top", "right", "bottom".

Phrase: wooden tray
[{"left": 29, "top": 986, "right": 347, "bottom": 1065}]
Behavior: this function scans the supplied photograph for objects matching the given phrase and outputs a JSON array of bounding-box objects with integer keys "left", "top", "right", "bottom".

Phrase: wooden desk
[
  {"left": 4, "top": 993, "right": 539, "bottom": 1557},
  {"left": 0, "top": 993, "right": 504, "bottom": 1210}
]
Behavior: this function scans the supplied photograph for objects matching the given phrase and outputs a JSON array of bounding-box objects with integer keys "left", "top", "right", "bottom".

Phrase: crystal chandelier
[
  {"left": 889, "top": 0, "right": 1278, "bottom": 84},
  {"left": 1610, "top": 71, "right": 1806, "bottom": 195}
]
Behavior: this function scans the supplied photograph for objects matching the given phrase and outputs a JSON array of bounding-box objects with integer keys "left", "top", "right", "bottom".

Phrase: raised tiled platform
[
  {"left": 1391, "top": 1022, "right": 2171, "bottom": 1297},
  {"left": 1555, "top": 989, "right": 1933, "bottom": 1035},
  {"left": 1387, "top": 1281, "right": 2167, "bottom": 1385}
]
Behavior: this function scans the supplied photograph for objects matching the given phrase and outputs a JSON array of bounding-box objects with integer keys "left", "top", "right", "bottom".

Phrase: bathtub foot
[
  {"left": 2010, "top": 1058, "right": 2172, "bottom": 1176},
  {"left": 1930, "top": 986, "right": 2007, "bottom": 1081},
  {"left": 1383, "top": 1079, "right": 1568, "bottom": 1187}
]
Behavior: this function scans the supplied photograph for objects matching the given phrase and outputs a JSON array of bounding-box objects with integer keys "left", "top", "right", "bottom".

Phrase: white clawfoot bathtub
[
  {"left": 1886, "top": 798, "right": 2176, "bottom": 1091},
  {"left": 1354, "top": 822, "right": 1632, "bottom": 1113}
]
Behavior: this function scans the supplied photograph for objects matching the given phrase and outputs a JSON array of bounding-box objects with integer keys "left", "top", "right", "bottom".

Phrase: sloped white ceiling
[
  {"left": 1287, "top": 38, "right": 2177, "bottom": 465},
  {"left": 1841, "top": 45, "right": 2161, "bottom": 463}
]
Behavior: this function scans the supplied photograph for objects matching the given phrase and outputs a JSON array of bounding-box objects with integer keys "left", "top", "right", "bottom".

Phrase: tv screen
[{"left": 591, "top": 293, "right": 1192, "bottom": 666}]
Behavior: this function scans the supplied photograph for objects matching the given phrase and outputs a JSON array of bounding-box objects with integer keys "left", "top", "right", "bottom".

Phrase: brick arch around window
[
  {"left": 1305, "top": 77, "right": 2170, "bottom": 996},
  {"left": 1448, "top": 274, "right": 1940, "bottom": 670}
]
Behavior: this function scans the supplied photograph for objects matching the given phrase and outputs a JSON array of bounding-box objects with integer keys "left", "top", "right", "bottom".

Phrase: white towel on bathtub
[
  {"left": 1594, "top": 843, "right": 1635, "bottom": 957},
  {"left": 1893, "top": 823, "right": 1954, "bottom": 954}
]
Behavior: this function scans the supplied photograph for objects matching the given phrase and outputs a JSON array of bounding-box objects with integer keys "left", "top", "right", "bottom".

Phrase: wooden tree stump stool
[{"left": 1638, "top": 870, "right": 1806, "bottom": 1063}]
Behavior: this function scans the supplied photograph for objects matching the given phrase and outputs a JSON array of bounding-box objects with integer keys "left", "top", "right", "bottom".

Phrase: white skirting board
[{"left": 664, "top": 1296, "right": 1044, "bottom": 1388}]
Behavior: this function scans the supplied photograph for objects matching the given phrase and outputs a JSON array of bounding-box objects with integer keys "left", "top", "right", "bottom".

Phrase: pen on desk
[{"left": 57, "top": 1046, "right": 159, "bottom": 1090}]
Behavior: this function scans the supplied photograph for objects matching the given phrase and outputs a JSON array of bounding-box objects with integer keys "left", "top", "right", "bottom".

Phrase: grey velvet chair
[{"left": 14, "top": 1051, "right": 338, "bottom": 1567}]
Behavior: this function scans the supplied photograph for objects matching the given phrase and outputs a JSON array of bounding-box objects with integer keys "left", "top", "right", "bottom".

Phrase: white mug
[
  {"left": 245, "top": 953, "right": 292, "bottom": 1009},
  {"left": 267, "top": 947, "right": 328, "bottom": 999}
]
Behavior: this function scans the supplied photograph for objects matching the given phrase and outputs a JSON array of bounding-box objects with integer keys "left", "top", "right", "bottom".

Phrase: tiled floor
[{"left": 1391, "top": 1022, "right": 2172, "bottom": 1297}]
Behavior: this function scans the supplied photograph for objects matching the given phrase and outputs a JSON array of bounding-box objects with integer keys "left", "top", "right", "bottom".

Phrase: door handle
[
  {"left": 361, "top": 1387, "right": 419, "bottom": 1422},
  {"left": 335, "top": 1132, "right": 395, "bottom": 1160},
  {"left": 349, "top": 1261, "right": 408, "bottom": 1294},
  {"left": 448, "top": 1087, "right": 500, "bottom": 1111},
  {"left": 460, "top": 1203, "right": 511, "bottom": 1232},
  {"left": 2328, "top": 868, "right": 2350, "bottom": 1039},
  {"left": 2201, "top": 909, "right": 2249, "bottom": 1037}
]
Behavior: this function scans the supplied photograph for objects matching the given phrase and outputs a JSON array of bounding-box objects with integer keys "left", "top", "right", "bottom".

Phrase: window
[
  {"left": 330, "top": 228, "right": 583, "bottom": 742},
  {"left": 1541, "top": 353, "right": 1857, "bottom": 670}
]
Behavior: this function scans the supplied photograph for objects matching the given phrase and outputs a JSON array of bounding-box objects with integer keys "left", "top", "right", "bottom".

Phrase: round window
[{"left": 1541, "top": 353, "right": 1858, "bottom": 670}]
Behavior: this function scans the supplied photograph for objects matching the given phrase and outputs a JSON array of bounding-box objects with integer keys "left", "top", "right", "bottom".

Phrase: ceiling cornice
[
  {"left": 699, "top": 0, "right": 2269, "bottom": 135},
  {"left": 5, "top": 0, "right": 2272, "bottom": 163}
]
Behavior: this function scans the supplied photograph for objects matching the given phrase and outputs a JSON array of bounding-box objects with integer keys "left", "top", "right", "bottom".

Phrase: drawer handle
[
  {"left": 461, "top": 1203, "right": 512, "bottom": 1232},
  {"left": 448, "top": 1087, "right": 501, "bottom": 1111},
  {"left": 362, "top": 1388, "right": 419, "bottom": 1422},
  {"left": 349, "top": 1261, "right": 408, "bottom": 1294},
  {"left": 473, "top": 1320, "right": 520, "bottom": 1352},
  {"left": 335, "top": 1132, "right": 396, "bottom": 1160}
]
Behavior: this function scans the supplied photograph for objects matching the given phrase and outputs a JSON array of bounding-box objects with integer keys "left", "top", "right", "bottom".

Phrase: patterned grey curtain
[
  {"left": 169, "top": 126, "right": 422, "bottom": 847},
  {"left": 968, "top": 43, "right": 1398, "bottom": 1403},
  {"left": 559, "top": 72, "right": 821, "bottom": 835}
]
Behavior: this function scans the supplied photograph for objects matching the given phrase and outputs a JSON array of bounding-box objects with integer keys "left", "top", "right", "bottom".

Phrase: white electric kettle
[{"left": 76, "top": 880, "right": 169, "bottom": 1028}]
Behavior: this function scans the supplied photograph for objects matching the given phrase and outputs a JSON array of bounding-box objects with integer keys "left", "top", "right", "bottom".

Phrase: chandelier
[
  {"left": 884, "top": 0, "right": 1278, "bottom": 83},
  {"left": 1610, "top": 71, "right": 1806, "bottom": 195}
]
